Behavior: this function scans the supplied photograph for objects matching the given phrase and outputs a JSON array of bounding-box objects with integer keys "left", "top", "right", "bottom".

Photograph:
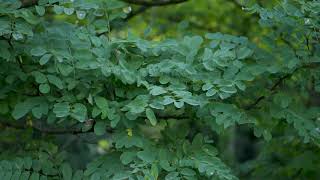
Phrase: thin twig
[{"left": 244, "top": 64, "right": 313, "bottom": 110}]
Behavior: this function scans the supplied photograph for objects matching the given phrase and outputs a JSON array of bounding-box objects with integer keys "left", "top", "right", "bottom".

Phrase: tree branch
[
  {"left": 123, "top": 0, "right": 189, "bottom": 21},
  {"left": 244, "top": 62, "right": 320, "bottom": 110},
  {"left": 0, "top": 119, "right": 112, "bottom": 135},
  {"left": 121, "top": 0, "right": 188, "bottom": 7},
  {"left": 20, "top": 0, "right": 38, "bottom": 8},
  {"left": 244, "top": 70, "right": 297, "bottom": 110},
  {"left": 0, "top": 112, "right": 189, "bottom": 135},
  {"left": 244, "top": 74, "right": 290, "bottom": 110},
  {"left": 125, "top": 6, "right": 151, "bottom": 21}
]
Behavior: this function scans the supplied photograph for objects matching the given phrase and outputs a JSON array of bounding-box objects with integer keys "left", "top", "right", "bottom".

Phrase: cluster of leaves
[{"left": 0, "top": 0, "right": 319, "bottom": 179}]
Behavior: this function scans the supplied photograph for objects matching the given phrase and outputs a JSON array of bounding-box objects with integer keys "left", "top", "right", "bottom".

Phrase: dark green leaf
[
  {"left": 35, "top": 6, "right": 45, "bottom": 16},
  {"left": 47, "top": 75, "right": 64, "bottom": 89},
  {"left": 53, "top": 102, "right": 70, "bottom": 117},
  {"left": 94, "top": 121, "right": 107, "bottom": 136},
  {"left": 61, "top": 163, "right": 73, "bottom": 180},
  {"left": 146, "top": 108, "right": 157, "bottom": 126}
]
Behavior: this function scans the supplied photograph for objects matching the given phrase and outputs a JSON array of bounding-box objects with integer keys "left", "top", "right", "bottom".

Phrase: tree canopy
[{"left": 0, "top": 0, "right": 320, "bottom": 179}]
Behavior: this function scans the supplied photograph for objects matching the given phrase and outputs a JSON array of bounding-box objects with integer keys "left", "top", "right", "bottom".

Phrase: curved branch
[
  {"left": 125, "top": 6, "right": 151, "bottom": 20},
  {"left": 0, "top": 119, "right": 113, "bottom": 135},
  {"left": 121, "top": 0, "right": 188, "bottom": 7},
  {"left": 0, "top": 112, "right": 188, "bottom": 135},
  {"left": 244, "top": 63, "right": 320, "bottom": 110},
  {"left": 244, "top": 70, "right": 297, "bottom": 110}
]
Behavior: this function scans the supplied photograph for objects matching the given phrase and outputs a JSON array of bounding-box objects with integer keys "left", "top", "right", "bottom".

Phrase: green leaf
[
  {"left": 53, "top": 5, "right": 63, "bottom": 14},
  {"left": 32, "top": 107, "right": 42, "bottom": 119},
  {"left": 220, "top": 86, "right": 237, "bottom": 94},
  {"left": 92, "top": 107, "right": 101, "bottom": 118},
  {"left": 162, "top": 96, "right": 174, "bottom": 105},
  {"left": 165, "top": 172, "right": 179, "bottom": 180},
  {"left": 90, "top": 172, "right": 101, "bottom": 180},
  {"left": 159, "top": 76, "right": 170, "bottom": 84},
  {"left": 137, "top": 150, "right": 156, "bottom": 163},
  {"left": 187, "top": 36, "right": 203, "bottom": 51},
  {"left": 150, "top": 86, "right": 167, "bottom": 96},
  {"left": 20, "top": 172, "right": 30, "bottom": 180},
  {"left": 202, "top": 83, "right": 213, "bottom": 91},
  {"left": 24, "top": 157, "right": 33, "bottom": 169},
  {"left": 30, "top": 47, "right": 47, "bottom": 57},
  {"left": 174, "top": 100, "right": 184, "bottom": 108},
  {"left": 64, "top": 7, "right": 74, "bottom": 15},
  {"left": 205, "top": 32, "right": 223, "bottom": 40},
  {"left": 39, "top": 84, "right": 50, "bottom": 94},
  {"left": 39, "top": 54, "right": 52, "bottom": 65},
  {"left": 183, "top": 97, "right": 200, "bottom": 106},
  {"left": 112, "top": 173, "right": 130, "bottom": 180},
  {"left": 53, "top": 102, "right": 70, "bottom": 117},
  {"left": 72, "top": 170, "right": 83, "bottom": 180},
  {"left": 11, "top": 171, "right": 22, "bottom": 180},
  {"left": 47, "top": 75, "right": 64, "bottom": 89},
  {"left": 35, "top": 6, "right": 45, "bottom": 16},
  {"left": 95, "top": 96, "right": 109, "bottom": 110},
  {"left": 146, "top": 108, "right": 157, "bottom": 126},
  {"left": 90, "top": 36, "right": 102, "bottom": 47},
  {"left": 160, "top": 160, "right": 175, "bottom": 171},
  {"left": 120, "top": 152, "right": 136, "bottom": 165},
  {"left": 29, "top": 172, "right": 40, "bottom": 180},
  {"left": 12, "top": 102, "right": 33, "bottom": 119},
  {"left": 180, "top": 168, "right": 196, "bottom": 176},
  {"left": 32, "top": 103, "right": 48, "bottom": 119},
  {"left": 32, "top": 71, "right": 47, "bottom": 84},
  {"left": 76, "top": 11, "right": 86, "bottom": 20},
  {"left": 123, "top": 95, "right": 149, "bottom": 114},
  {"left": 94, "top": 121, "right": 107, "bottom": 136},
  {"left": 151, "top": 163, "right": 159, "bottom": 178},
  {"left": 17, "top": 9, "right": 39, "bottom": 24},
  {"left": 237, "top": 46, "right": 253, "bottom": 59},
  {"left": 202, "top": 48, "right": 213, "bottom": 62},
  {"left": 61, "top": 163, "right": 73, "bottom": 180},
  {"left": 71, "top": 103, "right": 87, "bottom": 122},
  {"left": 95, "top": 96, "right": 109, "bottom": 119},
  {"left": 206, "top": 88, "right": 218, "bottom": 97},
  {"left": 58, "top": 63, "right": 74, "bottom": 76},
  {"left": 149, "top": 101, "right": 164, "bottom": 110}
]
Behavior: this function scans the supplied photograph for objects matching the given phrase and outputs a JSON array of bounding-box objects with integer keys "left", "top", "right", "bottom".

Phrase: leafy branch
[
  {"left": 0, "top": 112, "right": 189, "bottom": 135},
  {"left": 244, "top": 73, "right": 292, "bottom": 110},
  {"left": 0, "top": 119, "right": 110, "bottom": 135},
  {"left": 244, "top": 62, "right": 320, "bottom": 110}
]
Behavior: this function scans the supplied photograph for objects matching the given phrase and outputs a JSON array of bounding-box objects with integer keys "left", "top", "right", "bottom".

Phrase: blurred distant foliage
[
  {"left": 125, "top": 0, "right": 279, "bottom": 39},
  {"left": 0, "top": 0, "right": 320, "bottom": 179}
]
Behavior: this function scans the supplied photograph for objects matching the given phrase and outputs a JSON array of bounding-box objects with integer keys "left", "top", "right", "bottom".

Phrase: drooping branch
[
  {"left": 125, "top": 6, "right": 151, "bottom": 21},
  {"left": 123, "top": 0, "right": 189, "bottom": 20},
  {"left": 244, "top": 73, "right": 292, "bottom": 110},
  {"left": 121, "top": 0, "right": 188, "bottom": 7},
  {"left": 244, "top": 62, "right": 320, "bottom": 110},
  {"left": 0, "top": 119, "right": 112, "bottom": 135},
  {"left": 19, "top": 0, "right": 188, "bottom": 8},
  {"left": 0, "top": 112, "right": 190, "bottom": 135}
]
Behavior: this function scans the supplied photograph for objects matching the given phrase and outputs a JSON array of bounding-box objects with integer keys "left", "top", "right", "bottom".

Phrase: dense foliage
[{"left": 0, "top": 0, "right": 319, "bottom": 179}]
